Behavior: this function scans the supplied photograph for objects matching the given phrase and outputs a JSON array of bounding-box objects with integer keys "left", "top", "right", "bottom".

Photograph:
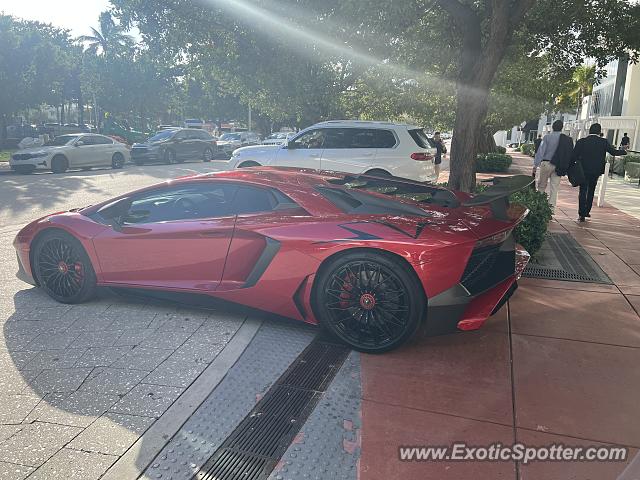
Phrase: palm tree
[
  {"left": 569, "top": 65, "right": 596, "bottom": 119},
  {"left": 78, "top": 11, "right": 133, "bottom": 55}
]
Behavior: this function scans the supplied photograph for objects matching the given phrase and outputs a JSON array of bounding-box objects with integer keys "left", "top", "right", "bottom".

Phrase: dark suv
[{"left": 131, "top": 128, "right": 218, "bottom": 165}]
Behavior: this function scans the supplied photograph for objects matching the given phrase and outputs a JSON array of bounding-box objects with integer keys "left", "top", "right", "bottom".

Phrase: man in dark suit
[{"left": 572, "top": 123, "right": 627, "bottom": 222}]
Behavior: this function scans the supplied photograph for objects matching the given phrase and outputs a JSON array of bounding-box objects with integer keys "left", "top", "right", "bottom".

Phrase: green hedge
[
  {"left": 496, "top": 146, "right": 507, "bottom": 154},
  {"left": 474, "top": 183, "right": 552, "bottom": 257},
  {"left": 519, "top": 143, "right": 535, "bottom": 156},
  {"left": 625, "top": 162, "right": 640, "bottom": 181},
  {"left": 476, "top": 153, "right": 513, "bottom": 173}
]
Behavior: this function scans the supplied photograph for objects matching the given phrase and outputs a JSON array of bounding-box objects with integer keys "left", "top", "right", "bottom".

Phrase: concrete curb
[{"left": 101, "top": 316, "right": 263, "bottom": 480}]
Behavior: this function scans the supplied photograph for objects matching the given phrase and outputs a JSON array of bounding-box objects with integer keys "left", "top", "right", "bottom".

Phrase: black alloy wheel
[
  {"left": 112, "top": 152, "right": 125, "bottom": 169},
  {"left": 203, "top": 147, "right": 213, "bottom": 162},
  {"left": 33, "top": 230, "right": 97, "bottom": 304},
  {"left": 51, "top": 155, "right": 68, "bottom": 174},
  {"left": 314, "top": 252, "right": 424, "bottom": 353},
  {"left": 164, "top": 149, "right": 177, "bottom": 164}
]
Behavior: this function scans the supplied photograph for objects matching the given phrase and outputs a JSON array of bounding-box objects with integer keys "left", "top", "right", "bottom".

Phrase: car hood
[
  {"left": 17, "top": 145, "right": 67, "bottom": 153},
  {"left": 233, "top": 144, "right": 280, "bottom": 156}
]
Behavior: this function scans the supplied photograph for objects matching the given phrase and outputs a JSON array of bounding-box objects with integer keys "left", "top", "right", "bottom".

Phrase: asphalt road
[{"left": 0, "top": 160, "right": 230, "bottom": 235}]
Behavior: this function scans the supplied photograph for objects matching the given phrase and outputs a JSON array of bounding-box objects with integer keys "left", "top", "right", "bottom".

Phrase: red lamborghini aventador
[{"left": 14, "top": 168, "right": 531, "bottom": 353}]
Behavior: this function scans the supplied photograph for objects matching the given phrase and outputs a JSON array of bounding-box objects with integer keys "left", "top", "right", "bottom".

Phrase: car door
[
  {"left": 91, "top": 182, "right": 239, "bottom": 291},
  {"left": 320, "top": 128, "right": 378, "bottom": 174},
  {"left": 172, "top": 130, "right": 191, "bottom": 161},
  {"left": 273, "top": 128, "right": 324, "bottom": 169},
  {"left": 71, "top": 135, "right": 103, "bottom": 168},
  {"left": 90, "top": 135, "right": 116, "bottom": 166}
]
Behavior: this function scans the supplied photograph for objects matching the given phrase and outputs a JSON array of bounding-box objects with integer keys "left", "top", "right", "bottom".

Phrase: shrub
[
  {"left": 476, "top": 153, "right": 513, "bottom": 173},
  {"left": 519, "top": 143, "right": 535, "bottom": 156},
  {"left": 625, "top": 161, "right": 640, "bottom": 182},
  {"left": 473, "top": 183, "right": 552, "bottom": 257},
  {"left": 495, "top": 146, "right": 507, "bottom": 154}
]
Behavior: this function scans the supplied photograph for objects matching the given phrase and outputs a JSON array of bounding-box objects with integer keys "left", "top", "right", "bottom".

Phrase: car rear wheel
[
  {"left": 111, "top": 152, "right": 125, "bottom": 169},
  {"left": 164, "top": 149, "right": 177, "bottom": 164},
  {"left": 14, "top": 165, "right": 35, "bottom": 174},
  {"left": 51, "top": 155, "right": 68, "bottom": 174},
  {"left": 238, "top": 161, "right": 260, "bottom": 168},
  {"left": 314, "top": 251, "right": 424, "bottom": 353},
  {"left": 203, "top": 148, "right": 213, "bottom": 162},
  {"left": 32, "top": 230, "right": 97, "bottom": 304}
]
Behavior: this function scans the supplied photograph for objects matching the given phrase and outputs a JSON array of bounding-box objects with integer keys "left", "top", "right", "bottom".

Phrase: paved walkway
[{"left": 357, "top": 151, "right": 640, "bottom": 479}]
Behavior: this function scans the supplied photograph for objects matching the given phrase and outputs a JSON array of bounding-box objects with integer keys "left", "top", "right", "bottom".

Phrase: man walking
[
  {"left": 621, "top": 132, "right": 631, "bottom": 151},
  {"left": 532, "top": 120, "right": 573, "bottom": 212},
  {"left": 534, "top": 134, "right": 542, "bottom": 154},
  {"left": 572, "top": 123, "right": 627, "bottom": 222},
  {"left": 432, "top": 131, "right": 447, "bottom": 181}
]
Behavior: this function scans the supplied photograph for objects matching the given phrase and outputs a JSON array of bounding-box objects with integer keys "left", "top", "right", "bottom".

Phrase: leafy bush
[
  {"left": 474, "top": 183, "right": 552, "bottom": 257},
  {"left": 476, "top": 153, "right": 513, "bottom": 172},
  {"left": 519, "top": 143, "right": 535, "bottom": 156},
  {"left": 625, "top": 154, "right": 640, "bottom": 165},
  {"left": 625, "top": 161, "right": 640, "bottom": 181},
  {"left": 496, "top": 146, "right": 507, "bottom": 154}
]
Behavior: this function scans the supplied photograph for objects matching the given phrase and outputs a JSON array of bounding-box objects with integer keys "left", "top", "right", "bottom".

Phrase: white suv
[{"left": 228, "top": 121, "right": 437, "bottom": 181}]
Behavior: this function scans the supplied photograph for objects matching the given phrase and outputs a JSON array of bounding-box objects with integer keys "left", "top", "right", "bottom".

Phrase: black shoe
[
  {"left": 578, "top": 216, "right": 586, "bottom": 222},
  {"left": 585, "top": 213, "right": 591, "bottom": 217}
]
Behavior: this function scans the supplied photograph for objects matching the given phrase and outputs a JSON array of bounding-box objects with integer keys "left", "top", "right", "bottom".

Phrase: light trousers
[{"left": 537, "top": 161, "right": 560, "bottom": 210}]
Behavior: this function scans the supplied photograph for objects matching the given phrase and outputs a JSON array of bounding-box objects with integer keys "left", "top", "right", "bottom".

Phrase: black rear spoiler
[{"left": 463, "top": 175, "right": 534, "bottom": 221}]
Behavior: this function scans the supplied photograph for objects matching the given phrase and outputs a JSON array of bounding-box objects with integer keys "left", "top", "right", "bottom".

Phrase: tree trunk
[
  {"left": 60, "top": 102, "right": 65, "bottom": 125},
  {"left": 477, "top": 126, "right": 498, "bottom": 154},
  {"left": 449, "top": 86, "right": 490, "bottom": 191}
]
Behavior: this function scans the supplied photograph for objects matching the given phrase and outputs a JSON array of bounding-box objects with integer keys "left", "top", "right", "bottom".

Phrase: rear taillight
[
  {"left": 211, "top": 140, "right": 217, "bottom": 146},
  {"left": 475, "top": 230, "right": 511, "bottom": 249},
  {"left": 410, "top": 152, "right": 434, "bottom": 161}
]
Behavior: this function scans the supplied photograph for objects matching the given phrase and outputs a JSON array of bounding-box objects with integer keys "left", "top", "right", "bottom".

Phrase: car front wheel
[
  {"left": 313, "top": 251, "right": 424, "bottom": 353},
  {"left": 203, "top": 148, "right": 213, "bottom": 162},
  {"left": 238, "top": 161, "right": 260, "bottom": 168},
  {"left": 112, "top": 152, "right": 125, "bottom": 169},
  {"left": 32, "top": 230, "right": 97, "bottom": 304},
  {"left": 51, "top": 155, "right": 68, "bottom": 174}
]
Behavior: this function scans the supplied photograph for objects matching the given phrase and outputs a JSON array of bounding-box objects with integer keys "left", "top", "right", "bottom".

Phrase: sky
[{"left": 1, "top": 0, "right": 113, "bottom": 37}]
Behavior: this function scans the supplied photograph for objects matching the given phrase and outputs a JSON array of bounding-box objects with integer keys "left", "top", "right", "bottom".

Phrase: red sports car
[{"left": 14, "top": 168, "right": 531, "bottom": 353}]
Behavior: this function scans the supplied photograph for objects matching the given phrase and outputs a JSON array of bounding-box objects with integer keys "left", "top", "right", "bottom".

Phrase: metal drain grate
[
  {"left": 192, "top": 340, "right": 350, "bottom": 480},
  {"left": 522, "top": 233, "right": 611, "bottom": 284}
]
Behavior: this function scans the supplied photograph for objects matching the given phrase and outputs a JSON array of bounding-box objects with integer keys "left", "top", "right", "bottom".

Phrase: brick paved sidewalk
[{"left": 358, "top": 151, "right": 640, "bottom": 479}]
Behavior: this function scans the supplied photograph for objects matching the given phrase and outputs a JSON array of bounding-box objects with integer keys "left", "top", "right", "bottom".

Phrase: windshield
[
  {"left": 220, "top": 133, "right": 241, "bottom": 141},
  {"left": 45, "top": 135, "right": 77, "bottom": 146},
  {"left": 148, "top": 130, "right": 176, "bottom": 142}
]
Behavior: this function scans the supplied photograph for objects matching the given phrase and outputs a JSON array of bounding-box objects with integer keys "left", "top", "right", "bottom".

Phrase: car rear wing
[{"left": 463, "top": 175, "right": 534, "bottom": 221}]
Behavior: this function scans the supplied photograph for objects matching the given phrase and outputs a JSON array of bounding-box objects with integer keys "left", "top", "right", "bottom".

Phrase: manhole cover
[{"left": 522, "top": 233, "right": 612, "bottom": 284}]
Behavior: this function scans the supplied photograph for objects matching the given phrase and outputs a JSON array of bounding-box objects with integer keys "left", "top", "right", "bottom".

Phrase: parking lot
[{"left": 0, "top": 160, "right": 244, "bottom": 479}]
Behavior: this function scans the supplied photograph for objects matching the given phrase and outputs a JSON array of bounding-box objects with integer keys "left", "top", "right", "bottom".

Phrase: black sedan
[{"left": 131, "top": 128, "right": 217, "bottom": 165}]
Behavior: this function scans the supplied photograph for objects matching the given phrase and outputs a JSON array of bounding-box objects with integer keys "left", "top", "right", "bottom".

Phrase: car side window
[
  {"left": 122, "top": 183, "right": 239, "bottom": 224},
  {"left": 92, "top": 135, "right": 114, "bottom": 145},
  {"left": 173, "top": 131, "right": 187, "bottom": 141},
  {"left": 232, "top": 186, "right": 300, "bottom": 215},
  {"left": 77, "top": 136, "right": 93, "bottom": 146},
  {"left": 371, "top": 129, "right": 397, "bottom": 148},
  {"left": 289, "top": 129, "right": 325, "bottom": 149}
]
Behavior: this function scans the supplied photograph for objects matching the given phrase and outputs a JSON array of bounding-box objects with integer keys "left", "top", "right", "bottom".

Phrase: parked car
[
  {"left": 183, "top": 118, "right": 205, "bottom": 129},
  {"left": 13, "top": 168, "right": 532, "bottom": 352},
  {"left": 229, "top": 120, "right": 437, "bottom": 181},
  {"left": 262, "top": 132, "right": 296, "bottom": 146},
  {"left": 216, "top": 131, "right": 261, "bottom": 157},
  {"left": 10, "top": 134, "right": 129, "bottom": 174},
  {"left": 130, "top": 128, "right": 217, "bottom": 165}
]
